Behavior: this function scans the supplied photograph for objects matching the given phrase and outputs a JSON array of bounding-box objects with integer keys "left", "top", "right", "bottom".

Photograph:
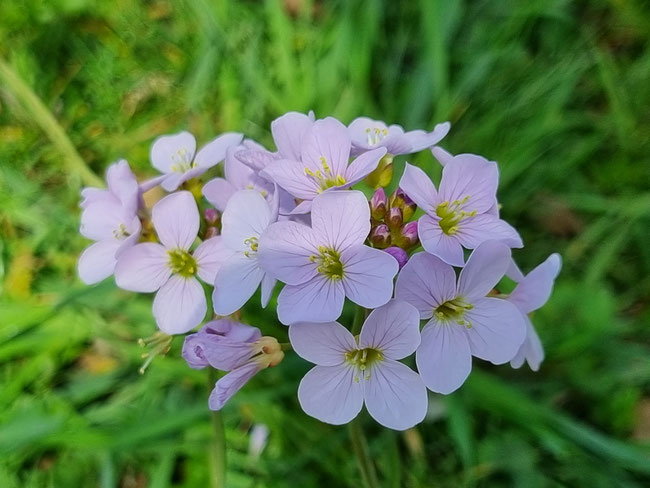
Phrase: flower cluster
[{"left": 79, "top": 112, "right": 560, "bottom": 431}]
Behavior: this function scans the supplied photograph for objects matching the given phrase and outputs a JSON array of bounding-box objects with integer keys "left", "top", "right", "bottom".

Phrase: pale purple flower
[
  {"left": 289, "top": 300, "right": 427, "bottom": 430},
  {"left": 258, "top": 190, "right": 399, "bottom": 325},
  {"left": 78, "top": 160, "right": 141, "bottom": 284},
  {"left": 211, "top": 190, "right": 278, "bottom": 315},
  {"left": 150, "top": 131, "right": 243, "bottom": 191},
  {"left": 399, "top": 156, "right": 522, "bottom": 266},
  {"left": 395, "top": 241, "right": 527, "bottom": 394},
  {"left": 261, "top": 117, "right": 386, "bottom": 214},
  {"left": 507, "top": 253, "right": 562, "bottom": 371},
  {"left": 182, "top": 319, "right": 284, "bottom": 410},
  {"left": 348, "top": 117, "right": 450, "bottom": 156},
  {"left": 114, "top": 191, "right": 226, "bottom": 334}
]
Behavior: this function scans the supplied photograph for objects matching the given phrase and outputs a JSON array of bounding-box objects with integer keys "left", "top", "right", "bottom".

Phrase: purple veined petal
[
  {"left": 260, "top": 273, "right": 276, "bottom": 308},
  {"left": 194, "top": 132, "right": 243, "bottom": 169},
  {"left": 397, "top": 121, "right": 451, "bottom": 154},
  {"left": 78, "top": 239, "right": 122, "bottom": 284},
  {"left": 455, "top": 214, "right": 523, "bottom": 250},
  {"left": 431, "top": 146, "right": 454, "bottom": 166},
  {"left": 221, "top": 190, "right": 271, "bottom": 252},
  {"left": 344, "top": 147, "right": 386, "bottom": 186},
  {"left": 297, "top": 364, "right": 364, "bottom": 425},
  {"left": 438, "top": 155, "right": 498, "bottom": 215},
  {"left": 194, "top": 236, "right": 233, "bottom": 285},
  {"left": 289, "top": 321, "right": 355, "bottom": 366},
  {"left": 114, "top": 242, "right": 171, "bottom": 292},
  {"left": 152, "top": 191, "right": 200, "bottom": 250},
  {"left": 464, "top": 297, "right": 526, "bottom": 364},
  {"left": 506, "top": 258, "right": 525, "bottom": 282},
  {"left": 359, "top": 300, "right": 421, "bottom": 360},
  {"left": 80, "top": 200, "right": 130, "bottom": 241},
  {"left": 510, "top": 317, "right": 544, "bottom": 371},
  {"left": 160, "top": 172, "right": 188, "bottom": 192},
  {"left": 182, "top": 331, "right": 255, "bottom": 371},
  {"left": 262, "top": 159, "right": 320, "bottom": 200},
  {"left": 202, "top": 178, "right": 237, "bottom": 212},
  {"left": 300, "top": 117, "right": 351, "bottom": 178},
  {"left": 340, "top": 245, "right": 398, "bottom": 309},
  {"left": 310, "top": 190, "right": 371, "bottom": 252},
  {"left": 416, "top": 320, "right": 472, "bottom": 394},
  {"left": 209, "top": 362, "right": 261, "bottom": 410},
  {"left": 150, "top": 131, "right": 196, "bottom": 173},
  {"left": 508, "top": 253, "right": 561, "bottom": 314},
  {"left": 213, "top": 254, "right": 265, "bottom": 316},
  {"left": 395, "top": 252, "right": 457, "bottom": 320},
  {"left": 277, "top": 276, "right": 345, "bottom": 325},
  {"left": 457, "top": 240, "right": 511, "bottom": 299},
  {"left": 257, "top": 221, "right": 320, "bottom": 285},
  {"left": 139, "top": 174, "right": 167, "bottom": 193},
  {"left": 204, "top": 319, "right": 262, "bottom": 343},
  {"left": 153, "top": 275, "right": 207, "bottom": 334},
  {"left": 418, "top": 215, "right": 466, "bottom": 267},
  {"left": 277, "top": 187, "right": 297, "bottom": 215},
  {"left": 268, "top": 183, "right": 280, "bottom": 223},
  {"left": 271, "top": 111, "right": 315, "bottom": 160},
  {"left": 287, "top": 199, "right": 312, "bottom": 215},
  {"left": 399, "top": 163, "right": 438, "bottom": 215},
  {"left": 235, "top": 148, "right": 278, "bottom": 172},
  {"left": 364, "top": 359, "right": 428, "bottom": 430}
]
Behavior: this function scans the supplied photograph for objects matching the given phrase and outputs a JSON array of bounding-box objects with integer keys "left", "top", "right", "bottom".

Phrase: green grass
[{"left": 1, "top": 0, "right": 650, "bottom": 486}]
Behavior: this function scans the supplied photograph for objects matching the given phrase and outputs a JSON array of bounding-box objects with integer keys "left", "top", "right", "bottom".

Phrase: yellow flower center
[
  {"left": 435, "top": 196, "right": 477, "bottom": 235},
  {"left": 310, "top": 246, "right": 344, "bottom": 280},
  {"left": 346, "top": 347, "right": 384, "bottom": 381},
  {"left": 434, "top": 297, "right": 474, "bottom": 328},
  {"left": 112, "top": 223, "right": 131, "bottom": 240},
  {"left": 170, "top": 147, "right": 194, "bottom": 173},
  {"left": 167, "top": 248, "right": 197, "bottom": 277},
  {"left": 243, "top": 236, "right": 259, "bottom": 258},
  {"left": 304, "top": 156, "right": 347, "bottom": 193}
]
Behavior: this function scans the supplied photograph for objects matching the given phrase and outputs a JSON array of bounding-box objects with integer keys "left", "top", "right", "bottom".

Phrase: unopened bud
[
  {"left": 384, "top": 247, "right": 408, "bottom": 270},
  {"left": 370, "top": 224, "right": 391, "bottom": 249},
  {"left": 204, "top": 207, "right": 220, "bottom": 225},
  {"left": 364, "top": 154, "right": 394, "bottom": 189},
  {"left": 386, "top": 207, "right": 403, "bottom": 231},
  {"left": 395, "top": 221, "right": 419, "bottom": 249},
  {"left": 370, "top": 188, "right": 388, "bottom": 221},
  {"left": 204, "top": 226, "right": 219, "bottom": 239},
  {"left": 254, "top": 336, "right": 285, "bottom": 367},
  {"left": 391, "top": 188, "right": 417, "bottom": 221}
]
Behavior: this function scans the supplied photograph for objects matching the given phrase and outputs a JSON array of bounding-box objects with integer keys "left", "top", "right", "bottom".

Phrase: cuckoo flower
[
  {"left": 261, "top": 117, "right": 386, "bottom": 214},
  {"left": 258, "top": 190, "right": 399, "bottom": 325},
  {"left": 399, "top": 156, "right": 522, "bottom": 266},
  {"left": 507, "top": 254, "right": 562, "bottom": 371},
  {"left": 211, "top": 189, "right": 278, "bottom": 315},
  {"left": 395, "top": 241, "right": 527, "bottom": 394},
  {"left": 290, "top": 300, "right": 427, "bottom": 430},
  {"left": 78, "top": 160, "right": 141, "bottom": 284},
  {"left": 182, "top": 319, "right": 284, "bottom": 410},
  {"left": 348, "top": 117, "right": 450, "bottom": 156},
  {"left": 150, "top": 131, "right": 243, "bottom": 191},
  {"left": 114, "top": 191, "right": 225, "bottom": 334}
]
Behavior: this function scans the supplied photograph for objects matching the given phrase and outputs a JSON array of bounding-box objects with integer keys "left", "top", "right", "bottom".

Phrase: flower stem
[
  {"left": 351, "top": 305, "right": 367, "bottom": 335},
  {"left": 208, "top": 369, "right": 227, "bottom": 488},
  {"left": 348, "top": 418, "right": 380, "bottom": 488}
]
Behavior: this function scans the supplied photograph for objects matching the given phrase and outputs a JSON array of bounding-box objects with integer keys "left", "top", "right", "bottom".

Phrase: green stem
[
  {"left": 348, "top": 418, "right": 381, "bottom": 488},
  {"left": 0, "top": 57, "right": 103, "bottom": 187},
  {"left": 208, "top": 370, "right": 227, "bottom": 488},
  {"left": 351, "top": 305, "right": 366, "bottom": 335}
]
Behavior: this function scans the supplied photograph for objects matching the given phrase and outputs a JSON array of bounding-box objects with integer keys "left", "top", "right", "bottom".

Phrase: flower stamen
[
  {"left": 310, "top": 246, "right": 344, "bottom": 280},
  {"left": 304, "top": 156, "right": 347, "bottom": 193},
  {"left": 435, "top": 196, "right": 477, "bottom": 235}
]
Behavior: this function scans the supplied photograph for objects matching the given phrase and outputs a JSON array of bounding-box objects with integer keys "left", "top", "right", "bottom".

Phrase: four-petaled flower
[
  {"left": 259, "top": 190, "right": 399, "bottom": 325},
  {"left": 289, "top": 300, "right": 427, "bottom": 430},
  {"left": 395, "top": 241, "right": 527, "bottom": 394},
  {"left": 400, "top": 155, "right": 522, "bottom": 266},
  {"left": 114, "top": 191, "right": 224, "bottom": 334},
  {"left": 150, "top": 131, "right": 243, "bottom": 191}
]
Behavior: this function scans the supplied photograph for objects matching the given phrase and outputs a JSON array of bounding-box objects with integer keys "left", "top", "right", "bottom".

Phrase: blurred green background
[{"left": 1, "top": 0, "right": 649, "bottom": 486}]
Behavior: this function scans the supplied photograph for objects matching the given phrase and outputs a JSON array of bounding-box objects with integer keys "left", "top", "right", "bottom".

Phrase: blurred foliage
[{"left": 1, "top": 0, "right": 650, "bottom": 486}]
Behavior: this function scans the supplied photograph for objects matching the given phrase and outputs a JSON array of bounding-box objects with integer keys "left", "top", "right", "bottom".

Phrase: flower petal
[
  {"left": 418, "top": 215, "right": 466, "bottom": 267},
  {"left": 80, "top": 200, "right": 130, "bottom": 241},
  {"left": 277, "top": 276, "right": 345, "bottom": 325},
  {"left": 202, "top": 178, "right": 237, "bottom": 212},
  {"left": 221, "top": 190, "right": 271, "bottom": 252},
  {"left": 344, "top": 147, "right": 386, "bottom": 185},
  {"left": 194, "top": 132, "right": 243, "bottom": 169},
  {"left": 114, "top": 242, "right": 170, "bottom": 292},
  {"left": 508, "top": 254, "right": 561, "bottom": 314},
  {"left": 182, "top": 330, "right": 255, "bottom": 371},
  {"left": 398, "top": 121, "right": 450, "bottom": 154},
  {"left": 235, "top": 148, "right": 278, "bottom": 171},
  {"left": 510, "top": 317, "right": 544, "bottom": 371},
  {"left": 260, "top": 273, "right": 276, "bottom": 308},
  {"left": 340, "top": 245, "right": 398, "bottom": 309},
  {"left": 289, "top": 321, "right": 355, "bottom": 366},
  {"left": 438, "top": 154, "right": 498, "bottom": 214},
  {"left": 457, "top": 240, "right": 511, "bottom": 299},
  {"left": 416, "top": 320, "right": 472, "bottom": 394},
  {"left": 194, "top": 236, "right": 233, "bottom": 285},
  {"left": 455, "top": 215, "right": 523, "bottom": 249},
  {"left": 431, "top": 146, "right": 454, "bottom": 166},
  {"left": 395, "top": 251, "right": 457, "bottom": 319},
  {"left": 152, "top": 191, "right": 199, "bottom": 250},
  {"left": 364, "top": 359, "right": 428, "bottom": 430},
  {"left": 359, "top": 300, "right": 421, "bottom": 360},
  {"left": 258, "top": 221, "right": 320, "bottom": 285},
  {"left": 78, "top": 240, "right": 121, "bottom": 284},
  {"left": 262, "top": 158, "right": 320, "bottom": 200},
  {"left": 271, "top": 111, "right": 314, "bottom": 160},
  {"left": 298, "top": 365, "right": 363, "bottom": 425},
  {"left": 150, "top": 131, "right": 196, "bottom": 173},
  {"left": 209, "top": 362, "right": 260, "bottom": 410},
  {"left": 348, "top": 117, "right": 387, "bottom": 152},
  {"left": 399, "top": 163, "right": 438, "bottom": 215},
  {"left": 213, "top": 254, "right": 265, "bottom": 316},
  {"left": 464, "top": 297, "right": 526, "bottom": 364},
  {"left": 310, "top": 190, "right": 370, "bottom": 252},
  {"left": 300, "top": 117, "right": 351, "bottom": 177},
  {"left": 153, "top": 275, "right": 207, "bottom": 334}
]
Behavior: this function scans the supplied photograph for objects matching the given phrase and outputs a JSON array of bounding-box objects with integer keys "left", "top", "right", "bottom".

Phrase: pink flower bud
[
  {"left": 204, "top": 207, "right": 220, "bottom": 225},
  {"left": 204, "top": 226, "right": 219, "bottom": 239},
  {"left": 386, "top": 207, "right": 403, "bottom": 231},
  {"left": 384, "top": 246, "right": 408, "bottom": 270},
  {"left": 370, "top": 224, "right": 391, "bottom": 249},
  {"left": 391, "top": 188, "right": 417, "bottom": 221},
  {"left": 370, "top": 188, "right": 388, "bottom": 221}
]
